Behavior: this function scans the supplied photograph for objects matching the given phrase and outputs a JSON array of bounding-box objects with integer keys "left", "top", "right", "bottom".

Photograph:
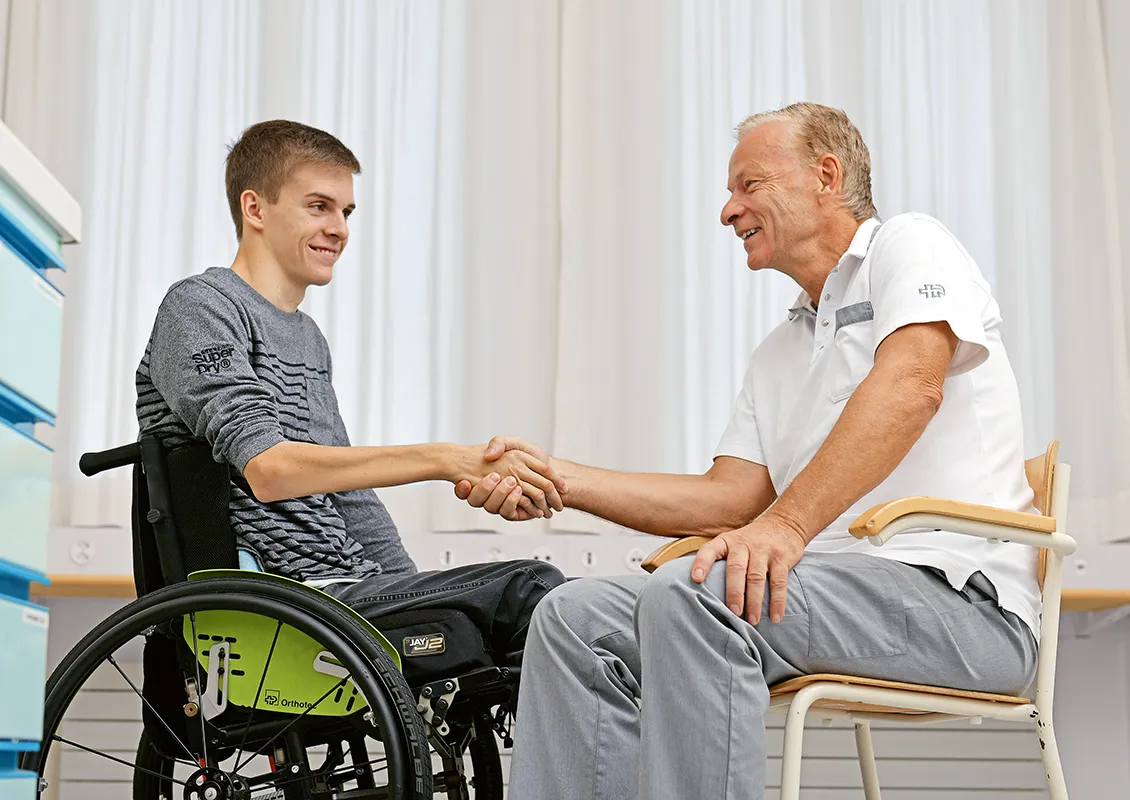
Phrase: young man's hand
[
  {"left": 454, "top": 437, "right": 566, "bottom": 521},
  {"left": 452, "top": 438, "right": 566, "bottom": 520}
]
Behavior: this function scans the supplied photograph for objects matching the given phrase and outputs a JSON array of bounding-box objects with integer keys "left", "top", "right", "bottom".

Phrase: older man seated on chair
[{"left": 454, "top": 103, "right": 1041, "bottom": 800}]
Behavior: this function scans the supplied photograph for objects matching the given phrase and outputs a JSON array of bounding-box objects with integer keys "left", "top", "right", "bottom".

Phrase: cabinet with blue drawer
[
  {"left": 0, "top": 770, "right": 38, "bottom": 800},
  {"left": 0, "top": 419, "right": 53, "bottom": 576},
  {"left": 0, "top": 241, "right": 63, "bottom": 425},
  {"left": 0, "top": 594, "right": 49, "bottom": 741},
  {"left": 0, "top": 171, "right": 64, "bottom": 274},
  {"left": 0, "top": 119, "right": 80, "bottom": 788}
]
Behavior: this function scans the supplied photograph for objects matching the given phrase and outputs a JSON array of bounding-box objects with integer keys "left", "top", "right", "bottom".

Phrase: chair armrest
[
  {"left": 848, "top": 497, "right": 1075, "bottom": 554},
  {"left": 643, "top": 496, "right": 1074, "bottom": 576},
  {"left": 849, "top": 497, "right": 1056, "bottom": 537},
  {"left": 641, "top": 536, "right": 712, "bottom": 574}
]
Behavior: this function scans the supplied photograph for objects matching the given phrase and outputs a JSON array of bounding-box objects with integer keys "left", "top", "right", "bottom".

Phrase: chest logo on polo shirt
[
  {"left": 918, "top": 284, "right": 946, "bottom": 299},
  {"left": 190, "top": 344, "right": 236, "bottom": 374}
]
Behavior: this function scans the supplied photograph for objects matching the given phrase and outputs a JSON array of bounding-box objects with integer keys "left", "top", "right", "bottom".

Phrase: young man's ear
[{"left": 240, "top": 189, "right": 267, "bottom": 235}]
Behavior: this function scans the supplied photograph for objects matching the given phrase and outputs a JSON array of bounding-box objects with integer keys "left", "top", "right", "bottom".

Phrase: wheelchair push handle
[{"left": 79, "top": 442, "right": 143, "bottom": 476}]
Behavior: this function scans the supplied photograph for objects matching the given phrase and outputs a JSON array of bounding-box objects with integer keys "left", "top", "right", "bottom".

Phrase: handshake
[{"left": 451, "top": 436, "right": 567, "bottom": 521}]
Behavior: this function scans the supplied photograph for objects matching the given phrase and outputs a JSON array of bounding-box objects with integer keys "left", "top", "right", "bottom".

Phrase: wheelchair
[{"left": 25, "top": 435, "right": 524, "bottom": 799}]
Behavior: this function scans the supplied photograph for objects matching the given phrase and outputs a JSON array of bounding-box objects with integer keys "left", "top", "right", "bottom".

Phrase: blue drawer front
[
  {"left": 0, "top": 241, "right": 63, "bottom": 419},
  {"left": 0, "top": 421, "right": 51, "bottom": 575},
  {"left": 0, "top": 596, "right": 49, "bottom": 741},
  {"left": 0, "top": 176, "right": 63, "bottom": 263},
  {"left": 0, "top": 773, "right": 37, "bottom": 800}
]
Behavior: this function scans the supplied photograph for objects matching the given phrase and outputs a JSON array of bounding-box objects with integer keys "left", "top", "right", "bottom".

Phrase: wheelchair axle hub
[{"left": 184, "top": 767, "right": 250, "bottom": 800}]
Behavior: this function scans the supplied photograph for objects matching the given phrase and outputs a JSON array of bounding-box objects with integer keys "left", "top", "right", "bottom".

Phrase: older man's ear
[{"left": 454, "top": 436, "right": 566, "bottom": 521}]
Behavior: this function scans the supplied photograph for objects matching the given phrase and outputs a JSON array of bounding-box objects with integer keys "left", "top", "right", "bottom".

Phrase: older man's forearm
[
  {"left": 549, "top": 459, "right": 767, "bottom": 538},
  {"left": 765, "top": 369, "right": 944, "bottom": 541}
]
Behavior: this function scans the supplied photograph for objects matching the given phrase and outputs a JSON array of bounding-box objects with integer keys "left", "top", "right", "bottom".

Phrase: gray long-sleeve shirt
[{"left": 135, "top": 267, "right": 416, "bottom": 580}]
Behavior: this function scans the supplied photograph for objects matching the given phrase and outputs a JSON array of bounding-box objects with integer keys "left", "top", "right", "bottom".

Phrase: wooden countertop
[
  {"left": 29, "top": 574, "right": 1130, "bottom": 612},
  {"left": 32, "top": 574, "right": 138, "bottom": 598}
]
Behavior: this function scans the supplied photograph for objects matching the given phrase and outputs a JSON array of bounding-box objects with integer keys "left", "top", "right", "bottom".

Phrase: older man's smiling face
[{"left": 719, "top": 120, "right": 822, "bottom": 273}]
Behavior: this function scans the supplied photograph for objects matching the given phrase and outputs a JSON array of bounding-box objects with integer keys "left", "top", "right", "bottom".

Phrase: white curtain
[{"left": 4, "top": 0, "right": 1128, "bottom": 543}]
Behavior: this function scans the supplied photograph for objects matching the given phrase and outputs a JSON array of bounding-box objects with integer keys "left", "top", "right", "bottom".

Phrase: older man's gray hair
[{"left": 737, "top": 103, "right": 878, "bottom": 220}]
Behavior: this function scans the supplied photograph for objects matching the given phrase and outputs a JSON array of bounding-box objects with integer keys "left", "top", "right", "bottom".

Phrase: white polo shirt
[{"left": 715, "top": 213, "right": 1041, "bottom": 636}]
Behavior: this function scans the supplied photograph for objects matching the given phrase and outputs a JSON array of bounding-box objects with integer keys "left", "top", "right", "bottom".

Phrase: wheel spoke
[
  {"left": 234, "top": 675, "right": 350, "bottom": 773},
  {"left": 188, "top": 611, "right": 211, "bottom": 768},
  {"left": 233, "top": 619, "right": 284, "bottom": 769},
  {"left": 53, "top": 734, "right": 187, "bottom": 787},
  {"left": 106, "top": 653, "right": 197, "bottom": 764}
]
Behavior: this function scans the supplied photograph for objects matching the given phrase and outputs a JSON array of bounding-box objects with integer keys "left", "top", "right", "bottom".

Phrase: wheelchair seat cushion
[
  {"left": 369, "top": 607, "right": 494, "bottom": 688},
  {"left": 326, "top": 558, "right": 567, "bottom": 674}
]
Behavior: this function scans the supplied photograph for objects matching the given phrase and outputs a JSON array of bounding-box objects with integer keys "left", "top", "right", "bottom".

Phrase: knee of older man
[
  {"left": 528, "top": 577, "right": 605, "bottom": 638},
  {"left": 635, "top": 556, "right": 714, "bottom": 623}
]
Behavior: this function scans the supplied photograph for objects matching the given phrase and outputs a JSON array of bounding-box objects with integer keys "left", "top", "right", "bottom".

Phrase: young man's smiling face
[{"left": 259, "top": 161, "right": 356, "bottom": 289}]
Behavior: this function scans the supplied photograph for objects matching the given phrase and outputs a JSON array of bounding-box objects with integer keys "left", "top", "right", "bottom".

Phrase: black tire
[
  {"left": 467, "top": 714, "right": 504, "bottom": 800},
  {"left": 133, "top": 729, "right": 175, "bottom": 799},
  {"left": 31, "top": 575, "right": 433, "bottom": 799}
]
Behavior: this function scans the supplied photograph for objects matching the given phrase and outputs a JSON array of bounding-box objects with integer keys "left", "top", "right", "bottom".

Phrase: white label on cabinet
[
  {"left": 22, "top": 607, "right": 49, "bottom": 628},
  {"left": 33, "top": 274, "right": 63, "bottom": 307}
]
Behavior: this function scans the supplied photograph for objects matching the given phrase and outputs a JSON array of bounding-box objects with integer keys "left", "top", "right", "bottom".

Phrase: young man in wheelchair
[{"left": 136, "top": 120, "right": 566, "bottom": 684}]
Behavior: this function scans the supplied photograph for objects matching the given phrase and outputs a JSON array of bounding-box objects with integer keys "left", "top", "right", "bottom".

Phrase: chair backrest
[
  {"left": 132, "top": 436, "right": 239, "bottom": 596},
  {"left": 1024, "top": 440, "right": 1059, "bottom": 593}
]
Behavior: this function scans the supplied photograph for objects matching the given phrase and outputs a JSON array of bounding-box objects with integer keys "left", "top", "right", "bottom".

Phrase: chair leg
[
  {"left": 1038, "top": 719, "right": 1070, "bottom": 799},
  {"left": 853, "top": 721, "right": 882, "bottom": 799},
  {"left": 780, "top": 703, "right": 809, "bottom": 800}
]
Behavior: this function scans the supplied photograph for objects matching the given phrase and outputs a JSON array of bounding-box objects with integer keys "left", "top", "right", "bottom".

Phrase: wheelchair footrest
[{"left": 415, "top": 667, "right": 516, "bottom": 736}]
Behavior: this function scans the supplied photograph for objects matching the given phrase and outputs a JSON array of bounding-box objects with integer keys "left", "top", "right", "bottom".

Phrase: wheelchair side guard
[
  {"left": 184, "top": 609, "right": 370, "bottom": 718},
  {"left": 187, "top": 568, "right": 402, "bottom": 670}
]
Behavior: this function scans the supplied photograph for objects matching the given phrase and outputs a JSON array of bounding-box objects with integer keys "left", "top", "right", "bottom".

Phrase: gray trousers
[{"left": 507, "top": 553, "right": 1037, "bottom": 800}]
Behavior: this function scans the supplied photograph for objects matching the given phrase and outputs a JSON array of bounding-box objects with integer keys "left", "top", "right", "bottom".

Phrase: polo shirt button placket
[{"left": 814, "top": 314, "right": 832, "bottom": 359}]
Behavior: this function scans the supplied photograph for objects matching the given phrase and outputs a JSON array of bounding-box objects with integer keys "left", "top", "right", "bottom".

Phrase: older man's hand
[
  {"left": 454, "top": 436, "right": 567, "bottom": 521},
  {"left": 690, "top": 515, "right": 807, "bottom": 626}
]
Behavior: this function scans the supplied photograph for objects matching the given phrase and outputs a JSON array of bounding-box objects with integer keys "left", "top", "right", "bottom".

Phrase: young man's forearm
[
  {"left": 549, "top": 459, "right": 774, "bottom": 538},
  {"left": 246, "top": 440, "right": 469, "bottom": 503}
]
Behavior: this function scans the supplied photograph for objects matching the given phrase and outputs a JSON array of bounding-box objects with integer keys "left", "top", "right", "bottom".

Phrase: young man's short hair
[{"left": 225, "top": 120, "right": 361, "bottom": 239}]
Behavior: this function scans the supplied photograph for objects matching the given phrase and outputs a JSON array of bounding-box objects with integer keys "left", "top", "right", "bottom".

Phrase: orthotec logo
[
  {"left": 918, "top": 284, "right": 946, "bottom": 299},
  {"left": 191, "top": 345, "right": 236, "bottom": 374},
  {"left": 262, "top": 689, "right": 314, "bottom": 710}
]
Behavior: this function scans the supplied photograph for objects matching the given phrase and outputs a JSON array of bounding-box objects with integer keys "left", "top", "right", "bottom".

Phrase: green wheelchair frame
[{"left": 183, "top": 570, "right": 401, "bottom": 720}]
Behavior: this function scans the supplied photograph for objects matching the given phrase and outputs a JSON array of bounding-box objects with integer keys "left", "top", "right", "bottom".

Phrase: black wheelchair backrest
[{"left": 82, "top": 435, "right": 238, "bottom": 596}]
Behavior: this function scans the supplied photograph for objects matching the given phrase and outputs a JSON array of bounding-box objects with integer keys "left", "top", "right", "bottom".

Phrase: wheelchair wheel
[
  {"left": 131, "top": 699, "right": 507, "bottom": 800},
  {"left": 29, "top": 575, "right": 434, "bottom": 799}
]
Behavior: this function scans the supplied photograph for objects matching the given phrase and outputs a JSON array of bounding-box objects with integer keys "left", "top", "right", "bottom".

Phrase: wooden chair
[{"left": 642, "top": 441, "right": 1074, "bottom": 799}]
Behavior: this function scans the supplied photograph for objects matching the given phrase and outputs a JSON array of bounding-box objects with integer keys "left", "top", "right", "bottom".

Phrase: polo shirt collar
[
  {"left": 787, "top": 297, "right": 816, "bottom": 321},
  {"left": 787, "top": 217, "right": 881, "bottom": 320},
  {"left": 846, "top": 217, "right": 882, "bottom": 261}
]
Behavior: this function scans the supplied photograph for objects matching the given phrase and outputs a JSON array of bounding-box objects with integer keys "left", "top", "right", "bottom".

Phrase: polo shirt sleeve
[
  {"left": 869, "top": 217, "right": 990, "bottom": 376},
  {"left": 713, "top": 353, "right": 767, "bottom": 466}
]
